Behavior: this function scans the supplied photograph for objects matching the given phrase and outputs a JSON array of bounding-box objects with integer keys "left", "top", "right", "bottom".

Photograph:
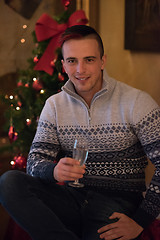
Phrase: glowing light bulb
[
  {"left": 10, "top": 160, "right": 15, "bottom": 166},
  {"left": 40, "top": 89, "right": 45, "bottom": 94},
  {"left": 23, "top": 24, "right": 27, "bottom": 29},
  {"left": 26, "top": 118, "right": 31, "bottom": 126},
  {"left": 9, "top": 95, "right": 14, "bottom": 100},
  {"left": 33, "top": 77, "right": 37, "bottom": 81},
  {"left": 16, "top": 107, "right": 20, "bottom": 111},
  {"left": 21, "top": 38, "right": 26, "bottom": 43}
]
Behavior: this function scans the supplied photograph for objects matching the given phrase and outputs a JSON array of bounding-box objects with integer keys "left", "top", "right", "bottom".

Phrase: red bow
[{"left": 34, "top": 10, "right": 88, "bottom": 75}]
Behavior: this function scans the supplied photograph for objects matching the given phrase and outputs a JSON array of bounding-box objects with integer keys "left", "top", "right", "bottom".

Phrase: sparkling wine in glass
[{"left": 68, "top": 139, "right": 88, "bottom": 188}]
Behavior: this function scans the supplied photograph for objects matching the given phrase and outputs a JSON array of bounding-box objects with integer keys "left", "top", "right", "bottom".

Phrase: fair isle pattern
[
  {"left": 134, "top": 109, "right": 160, "bottom": 216},
  {"left": 27, "top": 109, "right": 160, "bottom": 218},
  {"left": 134, "top": 108, "right": 160, "bottom": 146},
  {"left": 58, "top": 123, "right": 137, "bottom": 151},
  {"left": 27, "top": 74, "right": 160, "bottom": 223}
]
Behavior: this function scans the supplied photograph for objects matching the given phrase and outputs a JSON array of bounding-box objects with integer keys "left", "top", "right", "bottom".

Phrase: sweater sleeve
[
  {"left": 132, "top": 91, "right": 160, "bottom": 228},
  {"left": 27, "top": 97, "right": 60, "bottom": 182}
]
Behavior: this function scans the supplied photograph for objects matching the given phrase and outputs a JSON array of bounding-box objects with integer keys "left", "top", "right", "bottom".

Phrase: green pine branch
[{"left": 0, "top": 9, "right": 70, "bottom": 160}]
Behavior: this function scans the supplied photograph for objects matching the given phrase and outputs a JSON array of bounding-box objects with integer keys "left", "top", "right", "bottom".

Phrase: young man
[{"left": 0, "top": 25, "right": 160, "bottom": 240}]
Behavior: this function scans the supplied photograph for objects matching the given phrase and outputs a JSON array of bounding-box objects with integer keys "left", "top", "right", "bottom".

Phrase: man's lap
[{"left": 0, "top": 171, "right": 141, "bottom": 240}]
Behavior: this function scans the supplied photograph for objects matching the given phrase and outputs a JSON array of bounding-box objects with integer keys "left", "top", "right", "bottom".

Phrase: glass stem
[{"left": 74, "top": 179, "right": 79, "bottom": 184}]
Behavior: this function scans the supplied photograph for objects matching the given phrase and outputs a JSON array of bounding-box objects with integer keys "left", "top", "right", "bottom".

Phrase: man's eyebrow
[
  {"left": 65, "top": 57, "right": 76, "bottom": 61},
  {"left": 65, "top": 56, "right": 97, "bottom": 60},
  {"left": 84, "top": 56, "right": 97, "bottom": 59}
]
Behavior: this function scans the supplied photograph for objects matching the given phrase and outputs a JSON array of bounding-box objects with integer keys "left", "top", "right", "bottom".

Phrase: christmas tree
[{"left": 0, "top": 0, "right": 88, "bottom": 170}]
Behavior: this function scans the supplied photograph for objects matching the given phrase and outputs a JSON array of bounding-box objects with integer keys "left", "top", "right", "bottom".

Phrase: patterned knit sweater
[{"left": 27, "top": 73, "right": 160, "bottom": 229}]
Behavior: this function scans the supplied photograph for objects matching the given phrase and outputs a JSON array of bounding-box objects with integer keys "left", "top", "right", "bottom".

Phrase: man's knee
[{"left": 0, "top": 170, "right": 25, "bottom": 203}]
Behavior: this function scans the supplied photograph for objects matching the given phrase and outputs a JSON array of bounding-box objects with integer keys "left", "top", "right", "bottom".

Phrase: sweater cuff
[
  {"left": 41, "top": 162, "right": 57, "bottom": 183},
  {"left": 133, "top": 207, "right": 155, "bottom": 229}
]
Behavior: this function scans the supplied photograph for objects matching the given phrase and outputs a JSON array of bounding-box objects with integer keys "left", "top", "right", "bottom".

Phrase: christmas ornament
[
  {"left": 17, "top": 80, "right": 23, "bottom": 87},
  {"left": 17, "top": 101, "right": 22, "bottom": 107},
  {"left": 34, "top": 55, "right": 39, "bottom": 63},
  {"left": 11, "top": 155, "right": 27, "bottom": 170},
  {"left": 34, "top": 11, "right": 88, "bottom": 75},
  {"left": 32, "top": 78, "right": 43, "bottom": 91},
  {"left": 8, "top": 125, "right": 18, "bottom": 143},
  {"left": 62, "top": 0, "right": 71, "bottom": 10},
  {"left": 50, "top": 57, "right": 57, "bottom": 67},
  {"left": 58, "top": 73, "right": 65, "bottom": 82},
  {"left": 50, "top": 60, "right": 55, "bottom": 67}
]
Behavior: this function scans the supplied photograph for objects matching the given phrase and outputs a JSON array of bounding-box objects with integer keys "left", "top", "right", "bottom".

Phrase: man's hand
[
  {"left": 53, "top": 157, "right": 86, "bottom": 182},
  {"left": 98, "top": 212, "right": 143, "bottom": 240}
]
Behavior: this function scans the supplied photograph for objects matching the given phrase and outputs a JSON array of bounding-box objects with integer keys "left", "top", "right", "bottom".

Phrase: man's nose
[{"left": 76, "top": 61, "right": 85, "bottom": 73}]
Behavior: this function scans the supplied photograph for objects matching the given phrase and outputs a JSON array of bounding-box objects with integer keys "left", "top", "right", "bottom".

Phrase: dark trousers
[{"left": 0, "top": 170, "right": 141, "bottom": 240}]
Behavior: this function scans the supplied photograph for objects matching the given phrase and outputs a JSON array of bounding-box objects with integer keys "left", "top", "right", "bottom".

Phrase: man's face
[{"left": 62, "top": 37, "right": 106, "bottom": 101}]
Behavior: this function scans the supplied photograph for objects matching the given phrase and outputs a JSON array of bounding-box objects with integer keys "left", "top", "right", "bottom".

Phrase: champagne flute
[{"left": 68, "top": 139, "right": 88, "bottom": 188}]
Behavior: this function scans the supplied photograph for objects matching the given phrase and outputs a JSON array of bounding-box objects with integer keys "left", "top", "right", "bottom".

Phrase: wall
[
  {"left": 99, "top": 0, "right": 160, "bottom": 182},
  {"left": 0, "top": 0, "right": 76, "bottom": 135},
  {"left": 0, "top": 0, "right": 76, "bottom": 77},
  {"left": 99, "top": 0, "right": 160, "bottom": 104}
]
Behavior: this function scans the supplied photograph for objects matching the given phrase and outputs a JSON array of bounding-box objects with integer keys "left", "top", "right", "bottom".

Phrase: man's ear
[
  {"left": 101, "top": 54, "right": 106, "bottom": 70},
  {"left": 61, "top": 59, "right": 67, "bottom": 74}
]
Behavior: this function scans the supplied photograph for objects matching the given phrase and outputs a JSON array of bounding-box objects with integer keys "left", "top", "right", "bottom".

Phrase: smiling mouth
[{"left": 75, "top": 77, "right": 89, "bottom": 81}]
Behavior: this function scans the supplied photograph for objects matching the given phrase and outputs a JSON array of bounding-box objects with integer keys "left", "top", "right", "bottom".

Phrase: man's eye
[
  {"left": 67, "top": 59, "right": 76, "bottom": 64},
  {"left": 86, "top": 58, "right": 94, "bottom": 63}
]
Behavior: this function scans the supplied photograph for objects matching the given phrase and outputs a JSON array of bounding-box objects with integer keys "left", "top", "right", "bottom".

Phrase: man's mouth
[{"left": 75, "top": 76, "right": 89, "bottom": 81}]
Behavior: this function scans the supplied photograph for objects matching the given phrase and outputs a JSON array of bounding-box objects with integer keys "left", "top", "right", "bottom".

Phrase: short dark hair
[{"left": 61, "top": 25, "right": 104, "bottom": 58}]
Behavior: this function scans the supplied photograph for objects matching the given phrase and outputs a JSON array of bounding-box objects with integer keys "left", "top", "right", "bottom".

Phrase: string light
[
  {"left": 16, "top": 107, "right": 20, "bottom": 111},
  {"left": 21, "top": 38, "right": 26, "bottom": 43},
  {"left": 23, "top": 24, "right": 27, "bottom": 29},
  {"left": 10, "top": 160, "right": 15, "bottom": 166},
  {"left": 20, "top": 25, "right": 27, "bottom": 45},
  {"left": 40, "top": 89, "right": 45, "bottom": 94},
  {"left": 9, "top": 95, "right": 14, "bottom": 100},
  {"left": 26, "top": 118, "right": 32, "bottom": 126},
  {"left": 33, "top": 77, "right": 37, "bottom": 81}
]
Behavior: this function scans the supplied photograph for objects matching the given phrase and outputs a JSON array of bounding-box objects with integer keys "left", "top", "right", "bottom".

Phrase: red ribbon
[{"left": 34, "top": 10, "right": 88, "bottom": 75}]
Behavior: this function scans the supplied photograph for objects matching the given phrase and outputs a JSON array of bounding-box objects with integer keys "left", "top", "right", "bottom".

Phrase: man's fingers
[
  {"left": 98, "top": 212, "right": 144, "bottom": 240},
  {"left": 100, "top": 230, "right": 123, "bottom": 240},
  {"left": 54, "top": 157, "right": 86, "bottom": 182},
  {"left": 62, "top": 169, "right": 84, "bottom": 180},
  {"left": 109, "top": 212, "right": 123, "bottom": 219},
  {"left": 61, "top": 157, "right": 80, "bottom": 166},
  {"left": 98, "top": 222, "right": 118, "bottom": 233}
]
